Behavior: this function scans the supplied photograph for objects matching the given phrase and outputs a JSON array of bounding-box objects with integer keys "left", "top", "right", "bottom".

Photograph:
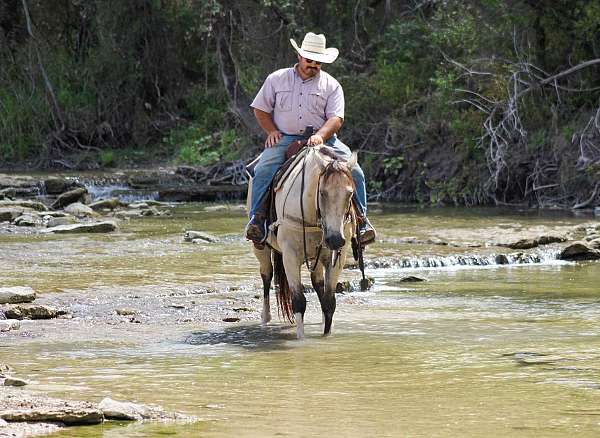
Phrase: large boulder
[
  {"left": 559, "top": 241, "right": 600, "bottom": 261},
  {"left": 3, "top": 305, "right": 66, "bottom": 320},
  {"left": 0, "top": 287, "right": 36, "bottom": 304},
  {"left": 64, "top": 202, "right": 95, "bottom": 218},
  {"left": 42, "top": 221, "right": 118, "bottom": 234},
  {"left": 89, "top": 197, "right": 125, "bottom": 211},
  {"left": 14, "top": 213, "right": 41, "bottom": 227},
  {"left": 43, "top": 177, "right": 81, "bottom": 195},
  {"left": 51, "top": 187, "right": 87, "bottom": 209}
]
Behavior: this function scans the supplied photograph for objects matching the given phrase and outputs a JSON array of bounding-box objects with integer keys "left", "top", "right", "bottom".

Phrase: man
[{"left": 245, "top": 31, "right": 376, "bottom": 246}]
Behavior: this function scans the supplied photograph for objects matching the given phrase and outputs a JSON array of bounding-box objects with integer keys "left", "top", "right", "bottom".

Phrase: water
[{"left": 1, "top": 205, "right": 600, "bottom": 437}]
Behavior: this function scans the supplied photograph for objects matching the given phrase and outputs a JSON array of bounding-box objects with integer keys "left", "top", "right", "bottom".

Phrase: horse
[{"left": 249, "top": 144, "right": 358, "bottom": 339}]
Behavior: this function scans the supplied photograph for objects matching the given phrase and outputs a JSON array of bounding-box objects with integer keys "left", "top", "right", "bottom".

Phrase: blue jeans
[{"left": 250, "top": 134, "right": 367, "bottom": 217}]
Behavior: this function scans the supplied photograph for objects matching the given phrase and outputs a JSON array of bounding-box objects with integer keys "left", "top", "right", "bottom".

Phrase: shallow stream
[{"left": 1, "top": 205, "right": 599, "bottom": 437}]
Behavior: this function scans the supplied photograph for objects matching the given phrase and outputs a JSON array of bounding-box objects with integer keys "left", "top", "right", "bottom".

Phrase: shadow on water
[{"left": 183, "top": 323, "right": 298, "bottom": 351}]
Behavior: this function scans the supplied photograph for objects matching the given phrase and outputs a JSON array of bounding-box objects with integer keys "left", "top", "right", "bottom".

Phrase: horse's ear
[{"left": 347, "top": 151, "right": 358, "bottom": 169}]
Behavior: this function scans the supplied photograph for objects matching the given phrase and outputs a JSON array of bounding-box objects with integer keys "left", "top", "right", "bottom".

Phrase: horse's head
[{"left": 318, "top": 152, "right": 357, "bottom": 251}]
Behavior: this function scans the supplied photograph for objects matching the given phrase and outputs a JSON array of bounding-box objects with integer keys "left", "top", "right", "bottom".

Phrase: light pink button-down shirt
[{"left": 250, "top": 66, "right": 345, "bottom": 135}]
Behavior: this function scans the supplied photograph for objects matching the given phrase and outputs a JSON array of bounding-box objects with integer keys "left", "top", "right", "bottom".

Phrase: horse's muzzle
[{"left": 325, "top": 233, "right": 345, "bottom": 251}]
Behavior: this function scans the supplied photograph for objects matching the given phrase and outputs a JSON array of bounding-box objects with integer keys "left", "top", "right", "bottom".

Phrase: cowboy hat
[{"left": 290, "top": 32, "right": 339, "bottom": 64}]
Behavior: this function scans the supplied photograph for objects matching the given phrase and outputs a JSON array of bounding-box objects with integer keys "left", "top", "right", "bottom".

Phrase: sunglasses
[{"left": 304, "top": 57, "right": 321, "bottom": 65}]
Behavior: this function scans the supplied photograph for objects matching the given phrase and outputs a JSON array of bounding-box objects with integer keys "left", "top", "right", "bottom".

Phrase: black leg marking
[
  {"left": 292, "top": 290, "right": 307, "bottom": 316},
  {"left": 321, "top": 294, "right": 336, "bottom": 335}
]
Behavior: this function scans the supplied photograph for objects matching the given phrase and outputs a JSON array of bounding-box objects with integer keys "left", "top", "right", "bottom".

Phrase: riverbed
[{"left": 1, "top": 205, "right": 600, "bottom": 437}]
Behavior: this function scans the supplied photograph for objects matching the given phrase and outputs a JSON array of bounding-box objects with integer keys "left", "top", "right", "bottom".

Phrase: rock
[
  {"left": 559, "top": 242, "right": 600, "bottom": 261},
  {"left": 51, "top": 187, "right": 87, "bottom": 209},
  {"left": 499, "top": 238, "right": 538, "bottom": 249},
  {"left": 4, "top": 305, "right": 66, "bottom": 320},
  {"left": 14, "top": 213, "right": 40, "bottom": 227},
  {"left": 98, "top": 397, "right": 148, "bottom": 420},
  {"left": 116, "top": 308, "right": 136, "bottom": 316},
  {"left": 98, "top": 397, "right": 195, "bottom": 422},
  {"left": 0, "top": 407, "right": 103, "bottom": 425},
  {"left": 45, "top": 216, "right": 77, "bottom": 227},
  {"left": 0, "top": 417, "right": 6, "bottom": 426},
  {"left": 183, "top": 230, "right": 219, "bottom": 243},
  {"left": 4, "top": 376, "right": 28, "bottom": 386},
  {"left": 0, "top": 208, "right": 23, "bottom": 222},
  {"left": 335, "top": 277, "right": 376, "bottom": 293},
  {"left": 0, "top": 188, "right": 16, "bottom": 199},
  {"left": 140, "top": 206, "right": 161, "bottom": 216},
  {"left": 0, "top": 287, "right": 36, "bottom": 304},
  {"left": 399, "top": 275, "right": 426, "bottom": 282},
  {"left": 115, "top": 209, "right": 143, "bottom": 218},
  {"left": 89, "top": 197, "right": 124, "bottom": 211},
  {"left": 222, "top": 317, "right": 240, "bottom": 322},
  {"left": 498, "top": 235, "right": 565, "bottom": 249},
  {"left": 128, "top": 202, "right": 149, "bottom": 209},
  {"left": 64, "top": 202, "right": 95, "bottom": 217},
  {"left": 0, "top": 200, "right": 48, "bottom": 212},
  {"left": 536, "top": 235, "right": 566, "bottom": 245},
  {"left": 589, "top": 238, "right": 600, "bottom": 249},
  {"left": 43, "top": 177, "right": 80, "bottom": 194},
  {"left": 42, "top": 221, "right": 118, "bottom": 234},
  {"left": 0, "top": 320, "right": 20, "bottom": 332},
  {"left": 495, "top": 254, "right": 510, "bottom": 265}
]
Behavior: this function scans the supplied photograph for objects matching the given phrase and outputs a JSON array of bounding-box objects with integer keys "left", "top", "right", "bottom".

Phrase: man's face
[{"left": 297, "top": 55, "right": 321, "bottom": 77}]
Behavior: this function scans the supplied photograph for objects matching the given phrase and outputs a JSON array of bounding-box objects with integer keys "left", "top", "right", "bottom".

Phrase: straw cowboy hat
[{"left": 290, "top": 32, "right": 339, "bottom": 64}]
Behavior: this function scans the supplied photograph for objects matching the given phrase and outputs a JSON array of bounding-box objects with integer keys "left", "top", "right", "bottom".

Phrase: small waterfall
[
  {"left": 358, "top": 248, "right": 564, "bottom": 270},
  {"left": 84, "top": 183, "right": 159, "bottom": 203}
]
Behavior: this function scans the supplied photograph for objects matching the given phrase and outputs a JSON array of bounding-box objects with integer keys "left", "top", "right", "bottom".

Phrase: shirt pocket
[
  {"left": 308, "top": 91, "right": 326, "bottom": 115},
  {"left": 274, "top": 89, "right": 293, "bottom": 112}
]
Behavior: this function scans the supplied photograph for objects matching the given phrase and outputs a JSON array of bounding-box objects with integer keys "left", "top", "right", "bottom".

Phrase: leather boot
[
  {"left": 245, "top": 195, "right": 270, "bottom": 244},
  {"left": 358, "top": 216, "right": 376, "bottom": 245}
]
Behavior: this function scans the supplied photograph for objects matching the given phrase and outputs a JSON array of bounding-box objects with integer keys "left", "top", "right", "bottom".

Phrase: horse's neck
[{"left": 280, "top": 148, "right": 327, "bottom": 224}]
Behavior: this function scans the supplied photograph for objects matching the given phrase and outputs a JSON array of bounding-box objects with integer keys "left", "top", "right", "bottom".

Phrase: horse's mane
[{"left": 316, "top": 146, "right": 354, "bottom": 185}]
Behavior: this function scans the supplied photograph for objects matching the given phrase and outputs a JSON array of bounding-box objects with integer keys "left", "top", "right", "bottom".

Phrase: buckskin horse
[{"left": 247, "top": 143, "right": 358, "bottom": 339}]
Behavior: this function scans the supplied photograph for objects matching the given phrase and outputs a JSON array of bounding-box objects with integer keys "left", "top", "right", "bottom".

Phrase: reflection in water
[
  {"left": 185, "top": 324, "right": 297, "bottom": 350},
  {"left": 1, "top": 205, "right": 600, "bottom": 437}
]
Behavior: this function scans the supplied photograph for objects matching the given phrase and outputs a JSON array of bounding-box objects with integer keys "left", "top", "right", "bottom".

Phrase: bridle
[{"left": 299, "top": 148, "right": 355, "bottom": 272}]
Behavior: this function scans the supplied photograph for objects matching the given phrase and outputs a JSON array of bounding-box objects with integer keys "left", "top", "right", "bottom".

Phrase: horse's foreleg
[
  {"left": 282, "top": 252, "right": 305, "bottom": 339},
  {"left": 254, "top": 246, "right": 273, "bottom": 325},
  {"left": 323, "top": 252, "right": 346, "bottom": 336},
  {"left": 310, "top": 263, "right": 325, "bottom": 326}
]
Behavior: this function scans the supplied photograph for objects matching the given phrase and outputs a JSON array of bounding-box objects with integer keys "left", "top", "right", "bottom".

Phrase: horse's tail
[{"left": 273, "top": 251, "right": 294, "bottom": 323}]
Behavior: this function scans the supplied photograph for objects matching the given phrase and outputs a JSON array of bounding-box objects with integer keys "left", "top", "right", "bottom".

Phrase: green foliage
[
  {"left": 99, "top": 150, "right": 115, "bottom": 167},
  {"left": 171, "top": 126, "right": 241, "bottom": 167}
]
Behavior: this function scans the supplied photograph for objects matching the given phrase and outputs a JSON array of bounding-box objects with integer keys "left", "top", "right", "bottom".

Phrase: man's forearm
[
  {"left": 254, "top": 108, "right": 278, "bottom": 134},
  {"left": 316, "top": 117, "right": 343, "bottom": 141}
]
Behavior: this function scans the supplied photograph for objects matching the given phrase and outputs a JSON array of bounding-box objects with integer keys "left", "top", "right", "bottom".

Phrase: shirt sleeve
[
  {"left": 250, "top": 75, "right": 275, "bottom": 113},
  {"left": 325, "top": 84, "right": 344, "bottom": 120}
]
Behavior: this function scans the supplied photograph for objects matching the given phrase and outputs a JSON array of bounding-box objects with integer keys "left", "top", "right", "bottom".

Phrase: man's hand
[
  {"left": 307, "top": 134, "right": 324, "bottom": 146},
  {"left": 265, "top": 130, "right": 282, "bottom": 148}
]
